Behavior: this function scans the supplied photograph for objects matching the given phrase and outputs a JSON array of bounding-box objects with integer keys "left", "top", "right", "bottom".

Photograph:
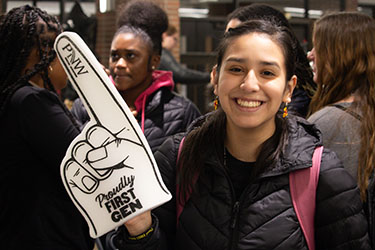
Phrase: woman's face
[
  {"left": 162, "top": 32, "right": 178, "bottom": 51},
  {"left": 109, "top": 32, "right": 158, "bottom": 95},
  {"left": 49, "top": 54, "right": 68, "bottom": 90},
  {"left": 25, "top": 27, "right": 68, "bottom": 90},
  {"left": 213, "top": 32, "right": 296, "bottom": 135},
  {"left": 40, "top": 23, "right": 67, "bottom": 90},
  {"left": 307, "top": 47, "right": 318, "bottom": 83}
]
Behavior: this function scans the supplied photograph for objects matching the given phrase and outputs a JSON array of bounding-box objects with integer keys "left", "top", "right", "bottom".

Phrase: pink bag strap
[
  {"left": 176, "top": 137, "right": 185, "bottom": 226},
  {"left": 175, "top": 137, "right": 199, "bottom": 227},
  {"left": 289, "top": 146, "right": 323, "bottom": 250}
]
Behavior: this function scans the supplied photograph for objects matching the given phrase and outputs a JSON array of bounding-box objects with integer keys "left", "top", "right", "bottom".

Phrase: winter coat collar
[
  {"left": 190, "top": 113, "right": 323, "bottom": 178},
  {"left": 263, "top": 115, "right": 322, "bottom": 177},
  {"left": 135, "top": 70, "right": 174, "bottom": 133},
  {"left": 134, "top": 70, "right": 174, "bottom": 113}
]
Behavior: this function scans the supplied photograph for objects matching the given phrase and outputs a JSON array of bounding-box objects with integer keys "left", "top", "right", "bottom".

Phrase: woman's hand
[
  {"left": 124, "top": 210, "right": 152, "bottom": 236},
  {"left": 129, "top": 106, "right": 138, "bottom": 117}
]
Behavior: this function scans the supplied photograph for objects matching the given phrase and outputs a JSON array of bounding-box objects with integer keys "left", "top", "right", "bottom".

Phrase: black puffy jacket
[
  {"left": 115, "top": 114, "right": 370, "bottom": 250},
  {"left": 71, "top": 70, "right": 201, "bottom": 153}
]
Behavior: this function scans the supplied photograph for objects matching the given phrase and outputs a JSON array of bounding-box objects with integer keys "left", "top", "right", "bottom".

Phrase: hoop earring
[
  {"left": 213, "top": 96, "right": 219, "bottom": 110},
  {"left": 283, "top": 103, "right": 288, "bottom": 118},
  {"left": 49, "top": 65, "right": 53, "bottom": 72}
]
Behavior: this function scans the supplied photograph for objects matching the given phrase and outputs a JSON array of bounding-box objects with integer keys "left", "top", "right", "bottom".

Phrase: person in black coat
[
  {"left": 112, "top": 20, "right": 370, "bottom": 250},
  {"left": 0, "top": 5, "right": 93, "bottom": 250},
  {"left": 158, "top": 25, "right": 211, "bottom": 85}
]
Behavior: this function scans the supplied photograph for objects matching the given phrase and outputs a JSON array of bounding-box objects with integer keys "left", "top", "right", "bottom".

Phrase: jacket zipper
[
  {"left": 227, "top": 177, "right": 259, "bottom": 249},
  {"left": 230, "top": 201, "right": 240, "bottom": 250},
  {"left": 231, "top": 201, "right": 240, "bottom": 229},
  {"left": 219, "top": 159, "right": 256, "bottom": 250},
  {"left": 219, "top": 162, "right": 240, "bottom": 250}
]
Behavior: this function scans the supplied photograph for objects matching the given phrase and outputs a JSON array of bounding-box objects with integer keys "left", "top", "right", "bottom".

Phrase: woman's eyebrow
[
  {"left": 226, "top": 57, "right": 281, "bottom": 69},
  {"left": 259, "top": 61, "right": 281, "bottom": 69},
  {"left": 110, "top": 48, "right": 137, "bottom": 54},
  {"left": 225, "top": 57, "right": 246, "bottom": 63}
]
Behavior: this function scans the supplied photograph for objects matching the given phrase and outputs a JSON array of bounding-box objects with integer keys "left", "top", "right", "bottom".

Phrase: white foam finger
[
  {"left": 86, "top": 139, "right": 137, "bottom": 170},
  {"left": 54, "top": 32, "right": 141, "bottom": 143},
  {"left": 62, "top": 159, "right": 99, "bottom": 194},
  {"left": 86, "top": 125, "right": 116, "bottom": 148},
  {"left": 72, "top": 140, "right": 112, "bottom": 179},
  {"left": 56, "top": 32, "right": 172, "bottom": 238}
]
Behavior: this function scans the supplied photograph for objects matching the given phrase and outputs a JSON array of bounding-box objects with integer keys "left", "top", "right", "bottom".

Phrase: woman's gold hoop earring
[
  {"left": 213, "top": 96, "right": 219, "bottom": 110},
  {"left": 283, "top": 103, "right": 288, "bottom": 118}
]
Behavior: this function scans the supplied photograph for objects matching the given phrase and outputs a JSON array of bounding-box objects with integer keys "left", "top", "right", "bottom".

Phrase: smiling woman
[
  {"left": 111, "top": 19, "right": 371, "bottom": 250},
  {"left": 212, "top": 32, "right": 295, "bottom": 149},
  {"left": 225, "top": 4, "right": 316, "bottom": 118}
]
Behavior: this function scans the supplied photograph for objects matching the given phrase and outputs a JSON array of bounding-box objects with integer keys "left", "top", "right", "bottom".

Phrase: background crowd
[{"left": 1, "top": 1, "right": 375, "bottom": 250}]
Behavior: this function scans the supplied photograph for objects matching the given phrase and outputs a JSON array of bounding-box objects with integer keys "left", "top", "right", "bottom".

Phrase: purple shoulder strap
[{"left": 289, "top": 146, "right": 323, "bottom": 250}]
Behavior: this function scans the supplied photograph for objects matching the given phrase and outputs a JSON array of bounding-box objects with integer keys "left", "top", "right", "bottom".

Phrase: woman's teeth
[{"left": 236, "top": 99, "right": 261, "bottom": 108}]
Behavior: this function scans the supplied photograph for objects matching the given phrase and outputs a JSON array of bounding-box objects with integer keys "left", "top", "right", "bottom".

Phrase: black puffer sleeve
[
  {"left": 153, "top": 133, "right": 184, "bottom": 249},
  {"left": 315, "top": 148, "right": 371, "bottom": 249},
  {"left": 114, "top": 214, "right": 167, "bottom": 250},
  {"left": 71, "top": 97, "right": 89, "bottom": 129},
  {"left": 115, "top": 134, "right": 184, "bottom": 250},
  {"left": 181, "top": 98, "right": 201, "bottom": 130}
]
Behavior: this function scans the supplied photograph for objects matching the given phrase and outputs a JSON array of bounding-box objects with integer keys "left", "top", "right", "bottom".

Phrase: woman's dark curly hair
[
  {"left": 116, "top": 0, "right": 168, "bottom": 55},
  {"left": 0, "top": 5, "right": 61, "bottom": 117}
]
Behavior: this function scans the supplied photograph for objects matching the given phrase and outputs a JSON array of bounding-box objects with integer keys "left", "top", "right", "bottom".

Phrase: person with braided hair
[{"left": 0, "top": 5, "right": 93, "bottom": 250}]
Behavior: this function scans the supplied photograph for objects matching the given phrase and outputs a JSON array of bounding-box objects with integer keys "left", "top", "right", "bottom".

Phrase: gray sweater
[{"left": 308, "top": 102, "right": 361, "bottom": 179}]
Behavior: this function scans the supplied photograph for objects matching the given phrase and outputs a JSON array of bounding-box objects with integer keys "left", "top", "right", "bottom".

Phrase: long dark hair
[
  {"left": 177, "top": 20, "right": 296, "bottom": 204},
  {"left": 308, "top": 12, "right": 375, "bottom": 200},
  {"left": 227, "top": 4, "right": 316, "bottom": 98},
  {"left": 0, "top": 5, "right": 79, "bottom": 128}
]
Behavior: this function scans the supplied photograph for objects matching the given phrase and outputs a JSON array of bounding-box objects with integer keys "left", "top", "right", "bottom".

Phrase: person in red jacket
[{"left": 71, "top": 0, "right": 201, "bottom": 154}]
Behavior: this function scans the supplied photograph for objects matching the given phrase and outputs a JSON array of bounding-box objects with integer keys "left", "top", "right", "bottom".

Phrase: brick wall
[
  {"left": 158, "top": 0, "right": 180, "bottom": 61},
  {"left": 95, "top": 0, "right": 180, "bottom": 67},
  {"left": 95, "top": 10, "right": 117, "bottom": 67}
]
